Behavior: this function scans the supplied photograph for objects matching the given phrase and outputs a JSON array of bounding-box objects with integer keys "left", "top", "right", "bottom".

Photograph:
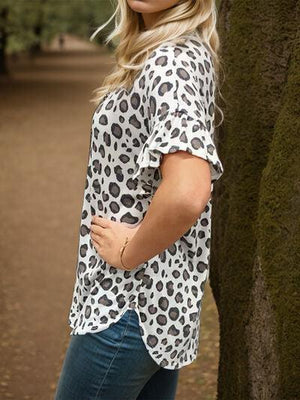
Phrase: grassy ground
[{"left": 0, "top": 34, "right": 219, "bottom": 400}]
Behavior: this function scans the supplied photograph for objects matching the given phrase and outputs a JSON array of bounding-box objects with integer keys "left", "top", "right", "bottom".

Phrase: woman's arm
[{"left": 122, "top": 150, "right": 212, "bottom": 270}]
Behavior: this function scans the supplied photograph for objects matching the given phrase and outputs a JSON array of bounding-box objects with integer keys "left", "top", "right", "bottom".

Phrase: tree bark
[{"left": 210, "top": 0, "right": 299, "bottom": 398}]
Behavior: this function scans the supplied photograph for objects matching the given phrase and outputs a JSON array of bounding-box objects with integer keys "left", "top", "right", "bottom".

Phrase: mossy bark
[{"left": 210, "top": 1, "right": 299, "bottom": 398}]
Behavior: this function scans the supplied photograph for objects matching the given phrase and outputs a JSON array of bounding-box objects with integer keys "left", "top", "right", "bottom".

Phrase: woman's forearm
[{"left": 122, "top": 178, "right": 210, "bottom": 270}]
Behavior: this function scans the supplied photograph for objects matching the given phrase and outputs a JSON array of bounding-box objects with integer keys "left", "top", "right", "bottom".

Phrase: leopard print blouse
[{"left": 68, "top": 32, "right": 224, "bottom": 370}]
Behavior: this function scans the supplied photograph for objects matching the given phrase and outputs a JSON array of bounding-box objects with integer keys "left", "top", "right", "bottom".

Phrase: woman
[{"left": 54, "top": 0, "right": 224, "bottom": 399}]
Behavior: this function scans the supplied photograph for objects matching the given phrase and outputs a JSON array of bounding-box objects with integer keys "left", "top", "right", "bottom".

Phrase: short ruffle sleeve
[{"left": 132, "top": 39, "right": 224, "bottom": 186}]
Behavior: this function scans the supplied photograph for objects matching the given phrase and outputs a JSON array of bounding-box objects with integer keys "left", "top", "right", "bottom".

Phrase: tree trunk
[
  {"left": 210, "top": 1, "right": 299, "bottom": 398},
  {"left": 29, "top": 0, "right": 47, "bottom": 55},
  {"left": 0, "top": 6, "right": 8, "bottom": 75}
]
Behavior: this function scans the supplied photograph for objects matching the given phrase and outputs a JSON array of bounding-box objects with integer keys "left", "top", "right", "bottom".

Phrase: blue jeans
[{"left": 54, "top": 308, "right": 179, "bottom": 400}]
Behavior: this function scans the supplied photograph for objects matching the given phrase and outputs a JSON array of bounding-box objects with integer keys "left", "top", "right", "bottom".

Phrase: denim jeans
[{"left": 54, "top": 308, "right": 180, "bottom": 400}]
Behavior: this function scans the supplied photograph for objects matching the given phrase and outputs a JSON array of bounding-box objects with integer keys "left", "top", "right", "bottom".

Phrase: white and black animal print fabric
[{"left": 68, "top": 32, "right": 224, "bottom": 370}]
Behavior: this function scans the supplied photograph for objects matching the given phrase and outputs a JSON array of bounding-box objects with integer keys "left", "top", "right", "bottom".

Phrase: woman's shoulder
[
  {"left": 143, "top": 33, "right": 213, "bottom": 78},
  {"left": 155, "top": 32, "right": 209, "bottom": 55}
]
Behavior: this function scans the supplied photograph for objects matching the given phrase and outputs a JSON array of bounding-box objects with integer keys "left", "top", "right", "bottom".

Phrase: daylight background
[{"left": 0, "top": 1, "right": 298, "bottom": 399}]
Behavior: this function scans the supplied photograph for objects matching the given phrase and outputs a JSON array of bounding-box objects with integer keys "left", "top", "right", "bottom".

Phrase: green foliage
[{"left": 0, "top": 0, "right": 115, "bottom": 53}]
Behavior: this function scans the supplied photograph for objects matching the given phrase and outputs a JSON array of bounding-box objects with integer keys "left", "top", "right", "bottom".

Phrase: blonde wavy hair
[{"left": 89, "top": 0, "right": 224, "bottom": 125}]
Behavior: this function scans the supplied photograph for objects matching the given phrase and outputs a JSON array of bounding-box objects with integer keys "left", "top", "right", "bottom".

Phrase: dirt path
[{"left": 0, "top": 35, "right": 219, "bottom": 400}]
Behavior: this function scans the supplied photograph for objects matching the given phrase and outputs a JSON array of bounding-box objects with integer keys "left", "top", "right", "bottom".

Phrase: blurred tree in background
[{"left": 0, "top": 0, "right": 114, "bottom": 74}]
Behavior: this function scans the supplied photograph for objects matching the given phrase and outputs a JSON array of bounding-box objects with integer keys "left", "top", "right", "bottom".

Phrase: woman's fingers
[
  {"left": 90, "top": 223, "right": 105, "bottom": 236},
  {"left": 92, "top": 239, "right": 101, "bottom": 254},
  {"left": 91, "top": 215, "right": 111, "bottom": 228},
  {"left": 91, "top": 232, "right": 102, "bottom": 245}
]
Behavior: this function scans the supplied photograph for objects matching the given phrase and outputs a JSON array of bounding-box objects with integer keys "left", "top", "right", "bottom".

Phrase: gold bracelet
[{"left": 119, "top": 236, "right": 131, "bottom": 271}]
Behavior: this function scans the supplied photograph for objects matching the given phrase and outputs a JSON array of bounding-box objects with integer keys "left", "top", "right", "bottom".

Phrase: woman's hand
[{"left": 90, "top": 216, "right": 141, "bottom": 271}]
